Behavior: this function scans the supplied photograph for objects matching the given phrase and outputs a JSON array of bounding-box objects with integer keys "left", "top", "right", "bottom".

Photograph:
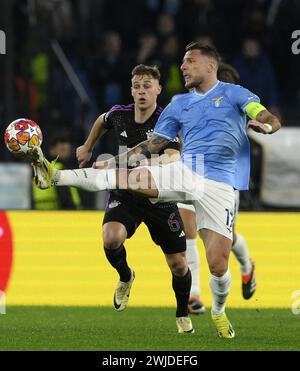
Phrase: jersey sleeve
[
  {"left": 103, "top": 108, "right": 119, "bottom": 130},
  {"left": 244, "top": 101, "right": 267, "bottom": 120},
  {"left": 153, "top": 98, "right": 182, "bottom": 140},
  {"left": 228, "top": 84, "right": 260, "bottom": 112},
  {"left": 164, "top": 136, "right": 180, "bottom": 151}
]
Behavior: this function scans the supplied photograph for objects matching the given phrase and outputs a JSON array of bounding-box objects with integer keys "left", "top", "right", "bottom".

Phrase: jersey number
[
  {"left": 225, "top": 208, "right": 234, "bottom": 233},
  {"left": 168, "top": 212, "right": 181, "bottom": 232}
]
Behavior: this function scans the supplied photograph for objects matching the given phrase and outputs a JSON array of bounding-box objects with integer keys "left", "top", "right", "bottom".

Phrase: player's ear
[
  {"left": 157, "top": 84, "right": 162, "bottom": 95},
  {"left": 208, "top": 59, "right": 217, "bottom": 74},
  {"left": 207, "top": 62, "right": 213, "bottom": 73}
]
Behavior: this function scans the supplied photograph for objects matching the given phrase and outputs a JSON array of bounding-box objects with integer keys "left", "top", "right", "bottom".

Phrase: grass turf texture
[{"left": 0, "top": 306, "right": 299, "bottom": 351}]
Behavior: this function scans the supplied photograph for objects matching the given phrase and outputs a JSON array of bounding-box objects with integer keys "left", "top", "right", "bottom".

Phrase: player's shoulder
[
  {"left": 170, "top": 92, "right": 192, "bottom": 106},
  {"left": 155, "top": 106, "right": 164, "bottom": 116},
  {"left": 219, "top": 81, "right": 258, "bottom": 102},
  {"left": 109, "top": 103, "right": 134, "bottom": 114},
  {"left": 105, "top": 103, "right": 134, "bottom": 122},
  {"left": 219, "top": 81, "right": 253, "bottom": 95},
  {"left": 218, "top": 81, "right": 241, "bottom": 92}
]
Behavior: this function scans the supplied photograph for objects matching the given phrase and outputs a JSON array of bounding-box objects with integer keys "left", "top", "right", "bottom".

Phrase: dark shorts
[{"left": 103, "top": 192, "right": 186, "bottom": 254}]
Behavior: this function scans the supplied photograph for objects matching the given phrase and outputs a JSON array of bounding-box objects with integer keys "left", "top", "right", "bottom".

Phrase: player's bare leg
[
  {"left": 179, "top": 207, "right": 205, "bottom": 315},
  {"left": 164, "top": 252, "right": 194, "bottom": 333},
  {"left": 102, "top": 222, "right": 135, "bottom": 311},
  {"left": 199, "top": 228, "right": 235, "bottom": 338}
]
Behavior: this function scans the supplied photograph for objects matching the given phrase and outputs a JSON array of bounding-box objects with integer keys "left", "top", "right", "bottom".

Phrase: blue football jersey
[{"left": 154, "top": 81, "right": 260, "bottom": 190}]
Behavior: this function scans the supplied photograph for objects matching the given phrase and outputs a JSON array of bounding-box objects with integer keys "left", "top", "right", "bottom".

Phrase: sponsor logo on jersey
[
  {"left": 146, "top": 129, "right": 154, "bottom": 140},
  {"left": 120, "top": 131, "right": 127, "bottom": 138},
  {"left": 108, "top": 200, "right": 121, "bottom": 209},
  {"left": 212, "top": 96, "right": 224, "bottom": 107}
]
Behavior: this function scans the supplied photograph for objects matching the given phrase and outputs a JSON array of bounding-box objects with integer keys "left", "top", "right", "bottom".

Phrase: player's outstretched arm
[
  {"left": 93, "top": 134, "right": 171, "bottom": 169},
  {"left": 137, "top": 148, "right": 181, "bottom": 167},
  {"left": 76, "top": 113, "right": 107, "bottom": 168},
  {"left": 247, "top": 108, "right": 281, "bottom": 135}
]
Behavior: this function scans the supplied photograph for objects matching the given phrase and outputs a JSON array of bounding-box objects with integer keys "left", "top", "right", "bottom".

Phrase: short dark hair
[
  {"left": 217, "top": 62, "right": 240, "bottom": 84},
  {"left": 185, "top": 42, "right": 221, "bottom": 66},
  {"left": 131, "top": 64, "right": 161, "bottom": 81}
]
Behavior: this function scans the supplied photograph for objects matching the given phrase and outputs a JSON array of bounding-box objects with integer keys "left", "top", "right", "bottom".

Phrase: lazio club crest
[{"left": 212, "top": 96, "right": 224, "bottom": 107}]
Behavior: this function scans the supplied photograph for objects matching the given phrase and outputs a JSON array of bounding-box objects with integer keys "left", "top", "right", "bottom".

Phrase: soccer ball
[{"left": 4, "top": 118, "right": 43, "bottom": 157}]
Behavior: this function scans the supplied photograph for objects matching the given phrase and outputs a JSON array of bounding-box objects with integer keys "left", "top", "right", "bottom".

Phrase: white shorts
[
  {"left": 145, "top": 162, "right": 235, "bottom": 240},
  {"left": 178, "top": 191, "right": 240, "bottom": 229},
  {"left": 233, "top": 190, "right": 240, "bottom": 223}
]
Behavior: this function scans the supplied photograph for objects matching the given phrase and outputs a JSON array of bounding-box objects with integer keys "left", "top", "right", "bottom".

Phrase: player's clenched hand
[
  {"left": 247, "top": 120, "right": 272, "bottom": 134},
  {"left": 76, "top": 145, "right": 92, "bottom": 168}
]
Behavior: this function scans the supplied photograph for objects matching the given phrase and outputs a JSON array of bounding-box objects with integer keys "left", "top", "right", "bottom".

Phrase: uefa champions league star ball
[{"left": 4, "top": 118, "right": 43, "bottom": 158}]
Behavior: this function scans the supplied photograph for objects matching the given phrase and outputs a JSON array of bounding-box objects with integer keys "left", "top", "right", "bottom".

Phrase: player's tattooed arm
[
  {"left": 148, "top": 134, "right": 171, "bottom": 153},
  {"left": 116, "top": 134, "right": 171, "bottom": 167},
  {"left": 92, "top": 134, "right": 170, "bottom": 169}
]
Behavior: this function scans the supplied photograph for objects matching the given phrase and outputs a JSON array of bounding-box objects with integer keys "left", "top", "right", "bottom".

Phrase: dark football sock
[
  {"left": 104, "top": 244, "right": 132, "bottom": 282},
  {"left": 172, "top": 269, "right": 192, "bottom": 317}
]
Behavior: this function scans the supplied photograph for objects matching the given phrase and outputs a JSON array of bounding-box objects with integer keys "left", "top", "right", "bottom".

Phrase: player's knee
[
  {"left": 209, "top": 260, "right": 228, "bottom": 277},
  {"left": 102, "top": 231, "right": 125, "bottom": 250},
  {"left": 167, "top": 255, "right": 188, "bottom": 276},
  {"left": 103, "top": 239, "right": 122, "bottom": 250},
  {"left": 102, "top": 222, "right": 127, "bottom": 250}
]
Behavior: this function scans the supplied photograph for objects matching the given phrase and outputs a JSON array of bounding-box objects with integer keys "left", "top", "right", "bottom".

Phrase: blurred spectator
[
  {"left": 135, "top": 31, "right": 160, "bottom": 66},
  {"left": 161, "top": 0, "right": 180, "bottom": 16},
  {"left": 233, "top": 37, "right": 281, "bottom": 116},
  {"left": 239, "top": 1, "right": 269, "bottom": 43},
  {"left": 266, "top": 0, "right": 300, "bottom": 112},
  {"left": 194, "top": 34, "right": 214, "bottom": 47},
  {"left": 92, "top": 31, "right": 126, "bottom": 111},
  {"left": 177, "top": 0, "right": 218, "bottom": 44},
  {"left": 159, "top": 35, "right": 184, "bottom": 105},
  {"left": 156, "top": 13, "right": 176, "bottom": 45},
  {"left": 35, "top": 0, "right": 74, "bottom": 42},
  {"left": 101, "top": 0, "right": 152, "bottom": 49},
  {"left": 32, "top": 134, "right": 81, "bottom": 210},
  {"left": 123, "top": 31, "right": 160, "bottom": 102}
]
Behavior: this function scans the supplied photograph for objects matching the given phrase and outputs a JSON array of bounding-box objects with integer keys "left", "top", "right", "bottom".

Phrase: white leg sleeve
[
  {"left": 210, "top": 270, "right": 231, "bottom": 315},
  {"left": 54, "top": 168, "right": 116, "bottom": 191},
  {"left": 186, "top": 239, "right": 201, "bottom": 297},
  {"left": 231, "top": 233, "right": 252, "bottom": 275}
]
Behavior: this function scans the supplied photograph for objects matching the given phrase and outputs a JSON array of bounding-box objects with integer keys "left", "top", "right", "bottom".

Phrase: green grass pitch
[{"left": 0, "top": 306, "right": 299, "bottom": 351}]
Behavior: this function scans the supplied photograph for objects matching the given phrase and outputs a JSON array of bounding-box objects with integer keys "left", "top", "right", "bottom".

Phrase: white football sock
[
  {"left": 231, "top": 233, "right": 252, "bottom": 275},
  {"left": 54, "top": 168, "right": 116, "bottom": 192},
  {"left": 186, "top": 239, "right": 201, "bottom": 298},
  {"left": 210, "top": 270, "right": 231, "bottom": 315}
]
